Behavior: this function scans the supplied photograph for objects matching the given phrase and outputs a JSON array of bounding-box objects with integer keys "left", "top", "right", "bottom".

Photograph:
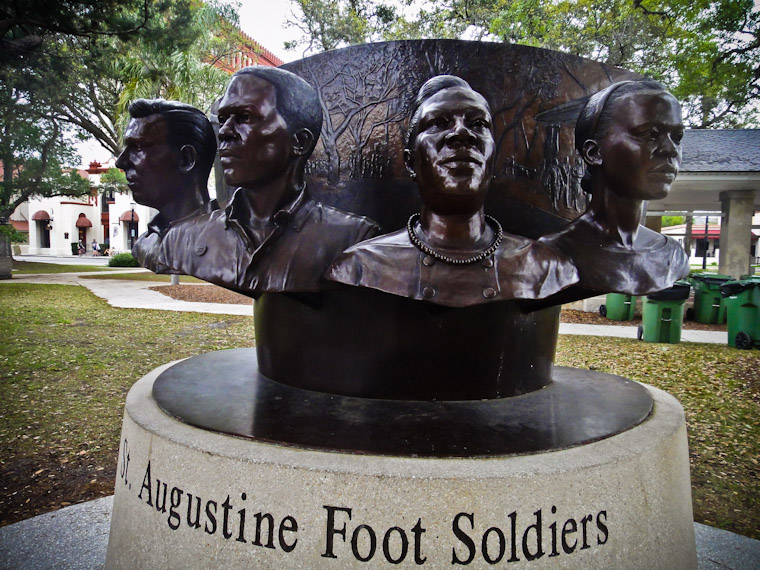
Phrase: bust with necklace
[{"left": 328, "top": 75, "right": 578, "bottom": 308}]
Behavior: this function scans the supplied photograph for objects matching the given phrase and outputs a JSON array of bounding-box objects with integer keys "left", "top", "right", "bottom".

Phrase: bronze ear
[
  {"left": 580, "top": 139, "right": 602, "bottom": 167},
  {"left": 179, "top": 145, "right": 197, "bottom": 173},
  {"left": 292, "top": 128, "right": 314, "bottom": 157}
]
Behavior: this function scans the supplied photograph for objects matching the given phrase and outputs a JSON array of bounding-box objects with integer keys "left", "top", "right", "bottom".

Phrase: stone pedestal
[{"left": 106, "top": 360, "right": 696, "bottom": 569}]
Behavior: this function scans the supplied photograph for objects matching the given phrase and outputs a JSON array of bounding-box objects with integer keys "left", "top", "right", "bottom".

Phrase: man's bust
[
  {"left": 116, "top": 98, "right": 218, "bottom": 274},
  {"left": 158, "top": 66, "right": 380, "bottom": 295}
]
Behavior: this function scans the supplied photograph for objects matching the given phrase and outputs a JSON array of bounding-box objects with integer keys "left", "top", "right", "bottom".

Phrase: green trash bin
[
  {"left": 600, "top": 293, "right": 636, "bottom": 321},
  {"left": 638, "top": 281, "right": 691, "bottom": 344},
  {"left": 720, "top": 277, "right": 760, "bottom": 349},
  {"left": 688, "top": 273, "right": 732, "bottom": 324}
]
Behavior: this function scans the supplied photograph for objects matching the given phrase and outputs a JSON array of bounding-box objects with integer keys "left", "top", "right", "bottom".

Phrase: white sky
[{"left": 233, "top": 0, "right": 301, "bottom": 64}]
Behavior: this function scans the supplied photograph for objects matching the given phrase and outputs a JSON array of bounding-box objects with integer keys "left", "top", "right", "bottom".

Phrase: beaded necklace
[{"left": 406, "top": 213, "right": 503, "bottom": 265}]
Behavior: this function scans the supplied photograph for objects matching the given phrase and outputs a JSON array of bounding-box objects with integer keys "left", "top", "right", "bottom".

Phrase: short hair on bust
[
  {"left": 232, "top": 66, "right": 322, "bottom": 156},
  {"left": 127, "top": 99, "right": 217, "bottom": 187},
  {"left": 406, "top": 75, "right": 491, "bottom": 152}
]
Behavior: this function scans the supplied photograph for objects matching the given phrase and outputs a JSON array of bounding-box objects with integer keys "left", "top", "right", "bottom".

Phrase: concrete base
[{"left": 106, "top": 364, "right": 697, "bottom": 569}]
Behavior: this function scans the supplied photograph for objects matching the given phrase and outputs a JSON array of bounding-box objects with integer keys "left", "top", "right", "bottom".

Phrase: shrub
[{"left": 108, "top": 253, "right": 140, "bottom": 267}]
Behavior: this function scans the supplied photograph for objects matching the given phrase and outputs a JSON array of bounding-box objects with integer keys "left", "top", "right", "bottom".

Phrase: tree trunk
[{"left": 683, "top": 216, "right": 693, "bottom": 259}]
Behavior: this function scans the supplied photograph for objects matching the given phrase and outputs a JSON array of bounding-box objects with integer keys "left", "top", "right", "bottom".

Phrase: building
[
  {"left": 647, "top": 129, "right": 760, "bottom": 277},
  {"left": 661, "top": 215, "right": 760, "bottom": 268},
  {"left": 216, "top": 30, "right": 283, "bottom": 72},
  {"left": 23, "top": 160, "right": 153, "bottom": 256}
]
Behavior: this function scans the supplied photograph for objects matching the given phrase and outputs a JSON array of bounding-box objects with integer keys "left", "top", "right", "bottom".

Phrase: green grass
[
  {"left": 556, "top": 336, "right": 760, "bottom": 539},
  {"left": 0, "top": 283, "right": 253, "bottom": 524},
  {"left": 0, "top": 282, "right": 757, "bottom": 540},
  {"left": 11, "top": 261, "right": 115, "bottom": 274}
]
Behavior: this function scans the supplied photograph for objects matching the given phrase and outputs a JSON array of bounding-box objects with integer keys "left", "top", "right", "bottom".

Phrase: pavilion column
[
  {"left": 718, "top": 190, "right": 755, "bottom": 278},
  {"left": 645, "top": 215, "right": 662, "bottom": 232}
]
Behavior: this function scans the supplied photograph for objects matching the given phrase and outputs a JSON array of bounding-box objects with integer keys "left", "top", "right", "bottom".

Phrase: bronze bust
[
  {"left": 539, "top": 80, "right": 690, "bottom": 295},
  {"left": 157, "top": 66, "right": 381, "bottom": 297},
  {"left": 328, "top": 75, "right": 578, "bottom": 307},
  {"left": 116, "top": 99, "right": 218, "bottom": 273}
]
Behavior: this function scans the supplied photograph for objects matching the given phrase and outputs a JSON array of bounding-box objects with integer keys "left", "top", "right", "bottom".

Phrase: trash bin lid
[
  {"left": 690, "top": 272, "right": 733, "bottom": 286},
  {"left": 647, "top": 280, "right": 691, "bottom": 301},
  {"left": 720, "top": 277, "right": 760, "bottom": 297}
]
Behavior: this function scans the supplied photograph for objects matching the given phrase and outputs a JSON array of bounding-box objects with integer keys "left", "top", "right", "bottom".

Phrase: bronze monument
[
  {"left": 539, "top": 80, "right": 690, "bottom": 295},
  {"left": 110, "top": 41, "right": 693, "bottom": 454}
]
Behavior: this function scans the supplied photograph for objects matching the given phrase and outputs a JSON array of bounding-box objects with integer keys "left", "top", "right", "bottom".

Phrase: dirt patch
[
  {"left": 150, "top": 284, "right": 252, "bottom": 305},
  {"left": 0, "top": 454, "right": 116, "bottom": 526}
]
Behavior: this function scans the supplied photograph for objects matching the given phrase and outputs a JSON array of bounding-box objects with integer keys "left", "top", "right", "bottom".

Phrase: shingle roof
[{"left": 681, "top": 129, "right": 760, "bottom": 173}]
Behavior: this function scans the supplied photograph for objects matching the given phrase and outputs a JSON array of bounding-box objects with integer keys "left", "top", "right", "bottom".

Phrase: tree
[
  {"left": 662, "top": 215, "right": 685, "bottom": 227},
  {"left": 0, "top": 0, "right": 151, "bottom": 64},
  {"left": 285, "top": 0, "right": 760, "bottom": 128},
  {"left": 0, "top": 73, "right": 90, "bottom": 220},
  {"left": 284, "top": 0, "right": 401, "bottom": 54},
  {"left": 47, "top": 1, "right": 240, "bottom": 156},
  {"left": 0, "top": 0, "right": 240, "bottom": 219},
  {"left": 98, "top": 168, "right": 129, "bottom": 196}
]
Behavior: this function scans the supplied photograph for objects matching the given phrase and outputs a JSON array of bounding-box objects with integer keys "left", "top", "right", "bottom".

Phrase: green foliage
[
  {"left": 98, "top": 168, "right": 128, "bottom": 195},
  {"left": 285, "top": 0, "right": 407, "bottom": 52},
  {"left": 286, "top": 0, "right": 760, "bottom": 127},
  {"left": 662, "top": 215, "right": 685, "bottom": 227},
  {"left": 1, "top": 0, "right": 240, "bottom": 171},
  {"left": 0, "top": 224, "right": 26, "bottom": 244},
  {"left": 0, "top": 72, "right": 92, "bottom": 219},
  {"left": 108, "top": 253, "right": 140, "bottom": 267}
]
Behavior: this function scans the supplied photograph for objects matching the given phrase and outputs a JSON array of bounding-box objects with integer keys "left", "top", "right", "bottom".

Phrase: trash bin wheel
[
  {"left": 637, "top": 325, "right": 643, "bottom": 340},
  {"left": 735, "top": 331, "right": 753, "bottom": 350},
  {"left": 599, "top": 304, "right": 607, "bottom": 317},
  {"left": 686, "top": 307, "right": 695, "bottom": 320}
]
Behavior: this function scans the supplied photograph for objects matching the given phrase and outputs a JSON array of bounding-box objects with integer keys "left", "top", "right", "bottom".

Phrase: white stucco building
[{"left": 23, "top": 160, "right": 154, "bottom": 256}]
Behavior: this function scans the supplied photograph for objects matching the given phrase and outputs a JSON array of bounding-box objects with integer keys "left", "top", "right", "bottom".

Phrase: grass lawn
[
  {"left": 555, "top": 336, "right": 759, "bottom": 539},
  {"left": 0, "top": 283, "right": 758, "bottom": 540},
  {"left": 0, "top": 283, "right": 253, "bottom": 526},
  {"left": 11, "top": 261, "right": 115, "bottom": 274}
]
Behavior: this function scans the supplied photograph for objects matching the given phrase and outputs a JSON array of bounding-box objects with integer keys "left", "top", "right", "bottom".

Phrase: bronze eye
[{"left": 431, "top": 117, "right": 449, "bottom": 129}]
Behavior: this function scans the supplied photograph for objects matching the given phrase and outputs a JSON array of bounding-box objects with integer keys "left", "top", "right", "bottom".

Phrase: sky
[{"left": 233, "top": 0, "right": 301, "bottom": 64}]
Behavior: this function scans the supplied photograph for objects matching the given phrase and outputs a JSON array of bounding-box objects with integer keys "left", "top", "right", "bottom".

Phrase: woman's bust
[
  {"left": 539, "top": 80, "right": 689, "bottom": 295},
  {"left": 328, "top": 75, "right": 577, "bottom": 307}
]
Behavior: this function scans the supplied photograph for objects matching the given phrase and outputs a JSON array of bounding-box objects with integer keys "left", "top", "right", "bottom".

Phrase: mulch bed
[
  {"left": 560, "top": 309, "right": 726, "bottom": 331},
  {"left": 150, "top": 284, "right": 252, "bottom": 305}
]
